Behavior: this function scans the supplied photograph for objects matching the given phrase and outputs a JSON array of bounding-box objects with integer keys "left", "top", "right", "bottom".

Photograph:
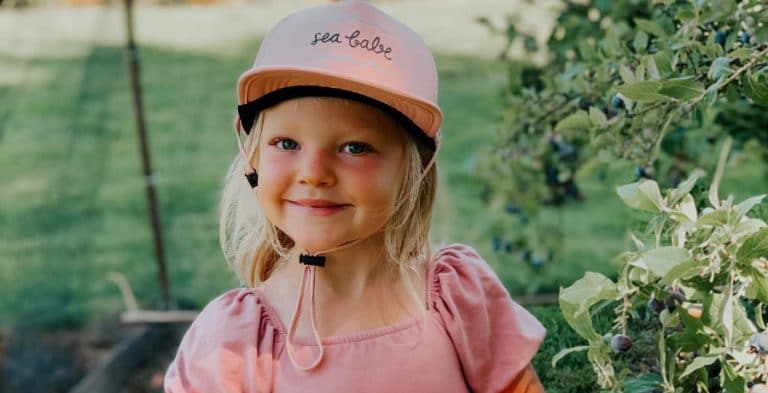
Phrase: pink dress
[{"left": 165, "top": 244, "right": 546, "bottom": 393}]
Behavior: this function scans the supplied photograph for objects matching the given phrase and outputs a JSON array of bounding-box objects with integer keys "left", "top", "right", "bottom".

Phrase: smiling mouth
[{"left": 286, "top": 200, "right": 351, "bottom": 216}]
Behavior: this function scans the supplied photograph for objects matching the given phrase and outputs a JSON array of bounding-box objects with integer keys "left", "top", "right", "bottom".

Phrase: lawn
[{"left": 1, "top": 2, "right": 766, "bottom": 392}]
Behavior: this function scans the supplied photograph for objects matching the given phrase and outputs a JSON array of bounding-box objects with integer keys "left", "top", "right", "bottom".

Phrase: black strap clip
[
  {"left": 299, "top": 254, "right": 326, "bottom": 267},
  {"left": 245, "top": 171, "right": 259, "bottom": 188}
]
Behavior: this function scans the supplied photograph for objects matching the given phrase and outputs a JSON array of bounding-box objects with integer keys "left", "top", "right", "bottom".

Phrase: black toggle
[
  {"left": 299, "top": 254, "right": 326, "bottom": 267},
  {"left": 245, "top": 171, "right": 259, "bottom": 188}
]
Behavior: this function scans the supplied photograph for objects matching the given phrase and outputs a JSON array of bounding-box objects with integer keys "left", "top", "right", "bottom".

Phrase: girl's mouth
[{"left": 287, "top": 199, "right": 351, "bottom": 216}]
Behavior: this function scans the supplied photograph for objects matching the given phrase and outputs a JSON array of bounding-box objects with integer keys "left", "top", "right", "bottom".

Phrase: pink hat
[{"left": 235, "top": 0, "right": 442, "bottom": 143}]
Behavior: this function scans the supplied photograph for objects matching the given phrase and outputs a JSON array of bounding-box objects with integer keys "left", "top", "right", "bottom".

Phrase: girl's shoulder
[
  {"left": 183, "top": 287, "right": 281, "bottom": 341},
  {"left": 428, "top": 243, "right": 547, "bottom": 393},
  {"left": 428, "top": 243, "right": 515, "bottom": 305}
]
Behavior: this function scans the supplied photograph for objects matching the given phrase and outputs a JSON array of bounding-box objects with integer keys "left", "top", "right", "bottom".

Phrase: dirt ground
[{"left": 0, "top": 323, "right": 181, "bottom": 392}]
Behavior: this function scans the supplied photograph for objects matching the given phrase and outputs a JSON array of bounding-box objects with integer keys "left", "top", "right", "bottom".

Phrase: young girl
[{"left": 165, "top": 1, "right": 546, "bottom": 392}]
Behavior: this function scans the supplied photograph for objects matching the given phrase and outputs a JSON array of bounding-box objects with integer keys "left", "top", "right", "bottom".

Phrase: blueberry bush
[
  {"left": 480, "top": 0, "right": 768, "bottom": 270},
  {"left": 557, "top": 138, "right": 768, "bottom": 392}
]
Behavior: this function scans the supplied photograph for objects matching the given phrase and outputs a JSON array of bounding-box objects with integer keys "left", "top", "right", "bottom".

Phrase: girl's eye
[
  {"left": 341, "top": 142, "right": 372, "bottom": 155},
  {"left": 274, "top": 138, "right": 299, "bottom": 150}
]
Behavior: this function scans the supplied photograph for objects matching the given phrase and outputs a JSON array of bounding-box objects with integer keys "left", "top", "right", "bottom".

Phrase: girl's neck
[{"left": 289, "top": 236, "right": 394, "bottom": 301}]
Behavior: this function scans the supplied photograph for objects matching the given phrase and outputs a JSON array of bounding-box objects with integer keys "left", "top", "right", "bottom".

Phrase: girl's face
[{"left": 254, "top": 97, "right": 406, "bottom": 253}]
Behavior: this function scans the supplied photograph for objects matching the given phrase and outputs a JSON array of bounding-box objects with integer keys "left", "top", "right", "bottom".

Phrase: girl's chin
[{"left": 290, "top": 236, "right": 351, "bottom": 254}]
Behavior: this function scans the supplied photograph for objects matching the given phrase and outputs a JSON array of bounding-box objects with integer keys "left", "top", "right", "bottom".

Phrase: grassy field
[{"left": 1, "top": 3, "right": 766, "bottom": 392}]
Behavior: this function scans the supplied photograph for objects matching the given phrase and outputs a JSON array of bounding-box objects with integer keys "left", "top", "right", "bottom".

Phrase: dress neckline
[{"left": 253, "top": 258, "right": 435, "bottom": 346}]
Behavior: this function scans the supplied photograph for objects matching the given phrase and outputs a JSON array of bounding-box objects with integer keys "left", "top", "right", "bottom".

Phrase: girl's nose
[{"left": 297, "top": 149, "right": 336, "bottom": 187}]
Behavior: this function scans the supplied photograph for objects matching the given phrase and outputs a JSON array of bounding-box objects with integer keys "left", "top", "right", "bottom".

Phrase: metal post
[{"left": 124, "top": 0, "right": 172, "bottom": 309}]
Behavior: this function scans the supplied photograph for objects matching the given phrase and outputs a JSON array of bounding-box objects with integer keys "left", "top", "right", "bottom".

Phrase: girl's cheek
[
  {"left": 258, "top": 150, "right": 293, "bottom": 169},
  {"left": 255, "top": 152, "right": 294, "bottom": 187}
]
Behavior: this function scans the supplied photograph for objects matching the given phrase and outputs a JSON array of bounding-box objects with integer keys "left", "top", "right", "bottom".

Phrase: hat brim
[{"left": 237, "top": 66, "right": 442, "bottom": 139}]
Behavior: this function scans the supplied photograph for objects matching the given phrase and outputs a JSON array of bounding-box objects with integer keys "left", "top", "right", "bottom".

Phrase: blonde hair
[{"left": 218, "top": 98, "right": 438, "bottom": 306}]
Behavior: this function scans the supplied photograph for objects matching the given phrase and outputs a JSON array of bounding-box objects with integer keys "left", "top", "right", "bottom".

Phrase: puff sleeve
[
  {"left": 164, "top": 288, "right": 282, "bottom": 393},
  {"left": 431, "top": 244, "right": 546, "bottom": 393}
]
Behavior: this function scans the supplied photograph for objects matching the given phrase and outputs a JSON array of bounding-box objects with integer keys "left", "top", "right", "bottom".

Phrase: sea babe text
[{"left": 311, "top": 30, "right": 393, "bottom": 61}]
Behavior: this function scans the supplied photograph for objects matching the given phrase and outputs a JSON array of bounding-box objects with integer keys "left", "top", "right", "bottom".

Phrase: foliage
[
  {"left": 557, "top": 138, "right": 768, "bottom": 392},
  {"left": 479, "top": 0, "right": 768, "bottom": 269}
]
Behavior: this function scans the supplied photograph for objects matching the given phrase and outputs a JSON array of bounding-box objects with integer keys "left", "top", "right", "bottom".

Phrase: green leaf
[
  {"left": 708, "top": 57, "right": 731, "bottom": 81},
  {"left": 746, "top": 269, "right": 768, "bottom": 303},
  {"left": 588, "top": 106, "right": 608, "bottom": 127},
  {"left": 658, "top": 77, "right": 705, "bottom": 101},
  {"left": 675, "top": 8, "right": 695, "bottom": 21},
  {"left": 729, "top": 48, "right": 754, "bottom": 60},
  {"left": 679, "top": 355, "right": 718, "bottom": 379},
  {"left": 555, "top": 110, "right": 591, "bottom": 133},
  {"left": 619, "top": 64, "right": 636, "bottom": 84},
  {"left": 737, "top": 228, "right": 768, "bottom": 264},
  {"left": 638, "top": 180, "right": 666, "bottom": 211},
  {"left": 645, "top": 55, "right": 660, "bottom": 81},
  {"left": 653, "top": 50, "right": 672, "bottom": 75},
  {"left": 634, "top": 18, "right": 666, "bottom": 37},
  {"left": 659, "top": 259, "right": 701, "bottom": 285},
  {"left": 617, "top": 180, "right": 665, "bottom": 212},
  {"left": 668, "top": 169, "right": 705, "bottom": 206},
  {"left": 560, "top": 272, "right": 618, "bottom": 317},
  {"left": 641, "top": 247, "right": 692, "bottom": 278},
  {"left": 552, "top": 345, "right": 589, "bottom": 368},
  {"left": 697, "top": 209, "right": 729, "bottom": 227},
  {"left": 722, "top": 361, "right": 746, "bottom": 393},
  {"left": 721, "top": 289, "right": 734, "bottom": 348},
  {"left": 735, "top": 195, "right": 766, "bottom": 218},
  {"left": 616, "top": 81, "right": 668, "bottom": 103},
  {"left": 621, "top": 373, "right": 663, "bottom": 392},
  {"left": 734, "top": 219, "right": 767, "bottom": 243},
  {"left": 634, "top": 31, "right": 649, "bottom": 53},
  {"left": 756, "top": 24, "right": 768, "bottom": 43},
  {"left": 743, "top": 72, "right": 768, "bottom": 106},
  {"left": 672, "top": 193, "right": 697, "bottom": 223}
]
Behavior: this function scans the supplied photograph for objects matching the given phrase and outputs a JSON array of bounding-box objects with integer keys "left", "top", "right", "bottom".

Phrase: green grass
[{"left": 1, "top": 22, "right": 766, "bottom": 392}]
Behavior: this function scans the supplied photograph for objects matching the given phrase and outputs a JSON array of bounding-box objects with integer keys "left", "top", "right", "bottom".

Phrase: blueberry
[
  {"left": 548, "top": 137, "right": 560, "bottom": 151},
  {"left": 634, "top": 166, "right": 648, "bottom": 179},
  {"left": 521, "top": 250, "right": 532, "bottom": 261},
  {"left": 610, "top": 334, "right": 632, "bottom": 353},
  {"left": 557, "top": 142, "right": 578, "bottom": 160},
  {"left": 564, "top": 181, "right": 583, "bottom": 200},
  {"left": 545, "top": 166, "right": 559, "bottom": 185},
  {"left": 611, "top": 94, "right": 625, "bottom": 110},
  {"left": 531, "top": 257, "right": 544, "bottom": 269},
  {"left": 647, "top": 299, "right": 665, "bottom": 314},
  {"left": 664, "top": 288, "right": 686, "bottom": 312},
  {"left": 505, "top": 204, "right": 522, "bottom": 215},
  {"left": 739, "top": 32, "right": 751, "bottom": 44},
  {"left": 504, "top": 242, "right": 513, "bottom": 253},
  {"left": 714, "top": 31, "right": 727, "bottom": 46},
  {"left": 492, "top": 236, "right": 503, "bottom": 252},
  {"left": 749, "top": 333, "right": 768, "bottom": 354}
]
